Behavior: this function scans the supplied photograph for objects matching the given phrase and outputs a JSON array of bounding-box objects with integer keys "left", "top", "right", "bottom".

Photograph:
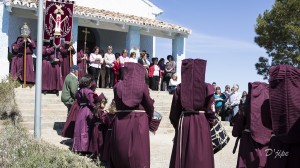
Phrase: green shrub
[
  {"left": 0, "top": 76, "right": 21, "bottom": 124},
  {"left": 0, "top": 124, "right": 99, "bottom": 168}
]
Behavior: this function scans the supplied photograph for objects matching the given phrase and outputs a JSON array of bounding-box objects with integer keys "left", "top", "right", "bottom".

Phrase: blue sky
[{"left": 151, "top": 0, "right": 274, "bottom": 92}]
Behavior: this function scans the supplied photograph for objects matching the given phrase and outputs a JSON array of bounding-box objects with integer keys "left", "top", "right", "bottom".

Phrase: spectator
[
  {"left": 164, "top": 55, "right": 176, "bottom": 89},
  {"left": 104, "top": 45, "right": 115, "bottom": 88},
  {"left": 226, "top": 84, "right": 241, "bottom": 125},
  {"left": 212, "top": 82, "right": 217, "bottom": 90},
  {"left": 223, "top": 84, "right": 231, "bottom": 99},
  {"left": 99, "top": 49, "right": 106, "bottom": 88},
  {"left": 158, "top": 58, "right": 165, "bottom": 91},
  {"left": 138, "top": 52, "right": 150, "bottom": 85},
  {"left": 89, "top": 46, "right": 103, "bottom": 85},
  {"left": 61, "top": 65, "right": 79, "bottom": 113},
  {"left": 148, "top": 57, "right": 161, "bottom": 90},
  {"left": 128, "top": 52, "right": 138, "bottom": 63},
  {"left": 113, "top": 53, "right": 121, "bottom": 84},
  {"left": 168, "top": 73, "right": 179, "bottom": 94},
  {"left": 240, "top": 91, "right": 247, "bottom": 105},
  {"left": 119, "top": 49, "right": 130, "bottom": 80},
  {"left": 214, "top": 86, "right": 226, "bottom": 116}
]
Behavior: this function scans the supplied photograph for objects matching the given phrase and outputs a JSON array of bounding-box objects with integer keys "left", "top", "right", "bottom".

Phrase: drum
[
  {"left": 149, "top": 111, "right": 162, "bottom": 133},
  {"left": 211, "top": 115, "right": 230, "bottom": 154}
]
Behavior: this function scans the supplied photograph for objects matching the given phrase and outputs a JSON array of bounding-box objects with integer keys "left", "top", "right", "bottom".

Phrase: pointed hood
[
  {"left": 181, "top": 59, "right": 208, "bottom": 111},
  {"left": 117, "top": 62, "right": 146, "bottom": 107}
]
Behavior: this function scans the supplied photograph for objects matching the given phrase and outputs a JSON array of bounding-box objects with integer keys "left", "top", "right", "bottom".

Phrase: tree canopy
[{"left": 254, "top": 0, "right": 300, "bottom": 79}]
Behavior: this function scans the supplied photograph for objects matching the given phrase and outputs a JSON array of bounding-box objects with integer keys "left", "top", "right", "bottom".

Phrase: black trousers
[
  {"left": 120, "top": 67, "right": 125, "bottom": 80},
  {"left": 89, "top": 67, "right": 100, "bottom": 84},
  {"left": 105, "top": 67, "right": 114, "bottom": 88},
  {"left": 150, "top": 76, "right": 160, "bottom": 91}
]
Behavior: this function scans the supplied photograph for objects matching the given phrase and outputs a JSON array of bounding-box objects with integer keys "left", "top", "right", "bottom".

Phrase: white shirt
[
  {"left": 128, "top": 58, "right": 138, "bottom": 63},
  {"left": 119, "top": 56, "right": 130, "bottom": 67},
  {"left": 153, "top": 65, "right": 160, "bottom": 76},
  {"left": 169, "top": 79, "right": 179, "bottom": 86},
  {"left": 89, "top": 53, "right": 103, "bottom": 69},
  {"left": 104, "top": 53, "right": 116, "bottom": 68},
  {"left": 228, "top": 91, "right": 241, "bottom": 106}
]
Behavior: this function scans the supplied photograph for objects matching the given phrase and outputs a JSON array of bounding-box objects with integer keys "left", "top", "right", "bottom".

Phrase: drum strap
[
  {"left": 178, "top": 111, "right": 205, "bottom": 168},
  {"left": 232, "top": 129, "right": 251, "bottom": 154},
  {"left": 232, "top": 137, "right": 240, "bottom": 154}
]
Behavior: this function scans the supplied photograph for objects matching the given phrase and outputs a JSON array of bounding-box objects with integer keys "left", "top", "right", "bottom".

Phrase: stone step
[
  {"left": 20, "top": 109, "right": 67, "bottom": 115},
  {"left": 21, "top": 114, "right": 67, "bottom": 122},
  {"left": 21, "top": 121, "right": 65, "bottom": 130}
]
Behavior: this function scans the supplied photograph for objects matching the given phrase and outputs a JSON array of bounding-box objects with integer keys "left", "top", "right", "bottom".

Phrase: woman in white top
[
  {"left": 168, "top": 73, "right": 179, "bottom": 94},
  {"left": 89, "top": 46, "right": 103, "bottom": 85},
  {"left": 128, "top": 52, "right": 138, "bottom": 63},
  {"left": 104, "top": 45, "right": 116, "bottom": 88},
  {"left": 118, "top": 49, "right": 130, "bottom": 80}
]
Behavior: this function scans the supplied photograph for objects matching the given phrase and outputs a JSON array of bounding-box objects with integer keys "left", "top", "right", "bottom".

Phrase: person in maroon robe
[
  {"left": 88, "top": 93, "right": 108, "bottom": 159},
  {"left": 72, "top": 76, "right": 96, "bottom": 153},
  {"left": 10, "top": 36, "right": 36, "bottom": 84},
  {"left": 60, "top": 43, "right": 76, "bottom": 81},
  {"left": 77, "top": 49, "right": 88, "bottom": 80},
  {"left": 233, "top": 82, "right": 272, "bottom": 168},
  {"left": 41, "top": 43, "right": 53, "bottom": 91},
  {"left": 61, "top": 77, "right": 95, "bottom": 139},
  {"left": 41, "top": 42, "right": 63, "bottom": 93},
  {"left": 266, "top": 65, "right": 300, "bottom": 168},
  {"left": 169, "top": 58, "right": 215, "bottom": 168},
  {"left": 109, "top": 62, "right": 154, "bottom": 168}
]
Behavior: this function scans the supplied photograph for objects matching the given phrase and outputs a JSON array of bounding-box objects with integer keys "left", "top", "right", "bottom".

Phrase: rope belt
[
  {"left": 178, "top": 111, "right": 205, "bottom": 168},
  {"left": 116, "top": 110, "right": 145, "bottom": 113}
]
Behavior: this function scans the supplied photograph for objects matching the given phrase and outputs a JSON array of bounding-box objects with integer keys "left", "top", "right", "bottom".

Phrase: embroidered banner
[{"left": 44, "top": 0, "right": 74, "bottom": 47}]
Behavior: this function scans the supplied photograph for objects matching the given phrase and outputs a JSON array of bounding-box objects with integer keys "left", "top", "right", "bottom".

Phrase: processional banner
[{"left": 44, "top": 0, "right": 74, "bottom": 47}]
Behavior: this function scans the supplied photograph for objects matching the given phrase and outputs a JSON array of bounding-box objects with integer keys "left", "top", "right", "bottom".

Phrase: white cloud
[{"left": 186, "top": 32, "right": 265, "bottom": 55}]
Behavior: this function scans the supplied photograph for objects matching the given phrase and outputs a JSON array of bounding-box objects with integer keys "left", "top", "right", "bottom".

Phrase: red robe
[
  {"left": 169, "top": 84, "right": 215, "bottom": 168},
  {"left": 77, "top": 49, "right": 87, "bottom": 80},
  {"left": 234, "top": 82, "right": 272, "bottom": 168},
  {"left": 10, "top": 37, "right": 35, "bottom": 83},
  {"left": 109, "top": 63, "right": 154, "bottom": 168},
  {"left": 60, "top": 45, "right": 76, "bottom": 81}
]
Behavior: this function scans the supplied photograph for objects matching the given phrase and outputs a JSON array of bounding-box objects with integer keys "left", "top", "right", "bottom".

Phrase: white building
[{"left": 0, "top": 0, "right": 191, "bottom": 81}]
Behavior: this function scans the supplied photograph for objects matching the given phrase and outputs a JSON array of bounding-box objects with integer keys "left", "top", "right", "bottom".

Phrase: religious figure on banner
[{"left": 44, "top": 1, "right": 74, "bottom": 47}]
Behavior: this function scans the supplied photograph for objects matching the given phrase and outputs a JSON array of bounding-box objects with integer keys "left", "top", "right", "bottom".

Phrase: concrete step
[
  {"left": 20, "top": 109, "right": 67, "bottom": 115},
  {"left": 21, "top": 114, "right": 67, "bottom": 122},
  {"left": 21, "top": 121, "right": 65, "bottom": 130}
]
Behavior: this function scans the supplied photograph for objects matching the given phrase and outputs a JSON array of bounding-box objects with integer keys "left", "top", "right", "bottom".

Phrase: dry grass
[
  {"left": 0, "top": 124, "right": 100, "bottom": 168},
  {"left": 0, "top": 76, "right": 22, "bottom": 124}
]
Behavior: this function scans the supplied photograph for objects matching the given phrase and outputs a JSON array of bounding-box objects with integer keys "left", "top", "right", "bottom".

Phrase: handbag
[
  {"left": 165, "top": 72, "right": 173, "bottom": 78},
  {"left": 210, "top": 114, "right": 230, "bottom": 154}
]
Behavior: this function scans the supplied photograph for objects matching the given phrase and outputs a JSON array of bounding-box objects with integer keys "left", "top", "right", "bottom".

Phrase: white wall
[
  {"left": 0, "top": 3, "right": 10, "bottom": 79},
  {"left": 75, "top": 0, "right": 160, "bottom": 19}
]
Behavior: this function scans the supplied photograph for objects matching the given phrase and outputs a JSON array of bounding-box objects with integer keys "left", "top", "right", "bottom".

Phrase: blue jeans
[{"left": 225, "top": 105, "right": 239, "bottom": 122}]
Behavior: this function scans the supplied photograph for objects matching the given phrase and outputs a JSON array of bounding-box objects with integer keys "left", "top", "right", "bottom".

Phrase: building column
[
  {"left": 72, "top": 17, "right": 78, "bottom": 65},
  {"left": 126, "top": 26, "right": 140, "bottom": 58},
  {"left": 0, "top": 3, "right": 10, "bottom": 79},
  {"left": 172, "top": 34, "right": 186, "bottom": 82}
]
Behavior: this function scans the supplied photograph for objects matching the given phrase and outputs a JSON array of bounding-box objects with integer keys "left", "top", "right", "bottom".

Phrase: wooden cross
[
  {"left": 82, "top": 27, "right": 90, "bottom": 73},
  {"left": 82, "top": 27, "right": 90, "bottom": 55}
]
